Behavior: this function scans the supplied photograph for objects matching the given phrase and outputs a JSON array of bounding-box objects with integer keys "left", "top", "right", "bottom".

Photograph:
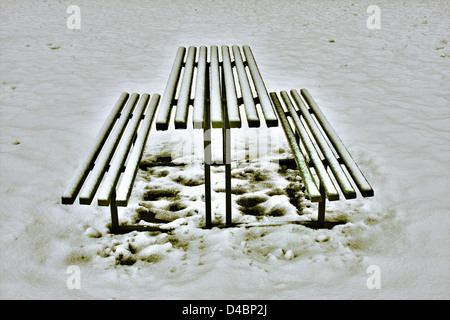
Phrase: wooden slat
[
  {"left": 61, "top": 92, "right": 129, "bottom": 205},
  {"left": 300, "top": 88, "right": 374, "bottom": 197},
  {"left": 79, "top": 93, "right": 140, "bottom": 205},
  {"left": 116, "top": 94, "right": 160, "bottom": 206},
  {"left": 232, "top": 45, "right": 260, "bottom": 127},
  {"left": 242, "top": 45, "right": 278, "bottom": 127},
  {"left": 192, "top": 46, "right": 207, "bottom": 129},
  {"left": 270, "top": 92, "right": 322, "bottom": 202},
  {"left": 290, "top": 90, "right": 357, "bottom": 199},
  {"left": 156, "top": 46, "right": 186, "bottom": 130},
  {"left": 280, "top": 91, "right": 339, "bottom": 201},
  {"left": 221, "top": 45, "right": 241, "bottom": 128},
  {"left": 175, "top": 46, "right": 196, "bottom": 129},
  {"left": 97, "top": 94, "right": 151, "bottom": 206},
  {"left": 210, "top": 45, "right": 223, "bottom": 128}
]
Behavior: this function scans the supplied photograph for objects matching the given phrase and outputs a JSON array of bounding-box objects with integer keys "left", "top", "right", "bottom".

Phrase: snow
[{"left": 1, "top": 0, "right": 449, "bottom": 300}]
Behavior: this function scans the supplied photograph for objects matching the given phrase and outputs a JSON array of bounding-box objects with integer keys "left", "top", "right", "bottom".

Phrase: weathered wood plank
[
  {"left": 210, "top": 45, "right": 223, "bottom": 128},
  {"left": 61, "top": 92, "right": 129, "bottom": 205},
  {"left": 192, "top": 46, "right": 207, "bottom": 129},
  {"left": 79, "top": 93, "right": 140, "bottom": 205},
  {"left": 270, "top": 92, "right": 322, "bottom": 202},
  {"left": 175, "top": 46, "right": 197, "bottom": 129},
  {"left": 301, "top": 89, "right": 374, "bottom": 197},
  {"left": 155, "top": 46, "right": 186, "bottom": 130},
  {"left": 232, "top": 45, "right": 260, "bottom": 127},
  {"left": 242, "top": 45, "right": 278, "bottom": 127},
  {"left": 221, "top": 45, "right": 241, "bottom": 128},
  {"left": 97, "top": 93, "right": 151, "bottom": 206},
  {"left": 116, "top": 94, "right": 161, "bottom": 206}
]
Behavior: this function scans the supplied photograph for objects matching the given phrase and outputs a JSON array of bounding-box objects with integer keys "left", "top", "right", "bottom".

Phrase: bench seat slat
[
  {"left": 232, "top": 45, "right": 260, "bottom": 128},
  {"left": 79, "top": 93, "right": 140, "bottom": 205},
  {"left": 156, "top": 46, "right": 186, "bottom": 130},
  {"left": 116, "top": 94, "right": 160, "bottom": 206},
  {"left": 97, "top": 94, "right": 151, "bottom": 206},
  {"left": 290, "top": 90, "right": 357, "bottom": 199},
  {"left": 210, "top": 46, "right": 223, "bottom": 128},
  {"left": 270, "top": 92, "right": 322, "bottom": 202},
  {"left": 300, "top": 89, "right": 374, "bottom": 197},
  {"left": 280, "top": 91, "right": 339, "bottom": 201},
  {"left": 192, "top": 46, "right": 207, "bottom": 129},
  {"left": 175, "top": 46, "right": 197, "bottom": 129},
  {"left": 61, "top": 92, "right": 130, "bottom": 205},
  {"left": 242, "top": 46, "right": 278, "bottom": 127},
  {"left": 221, "top": 45, "right": 241, "bottom": 128}
]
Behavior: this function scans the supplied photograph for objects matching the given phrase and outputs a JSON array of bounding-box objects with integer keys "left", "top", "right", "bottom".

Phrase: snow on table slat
[
  {"left": 192, "top": 46, "right": 207, "bottom": 129},
  {"left": 155, "top": 46, "right": 186, "bottom": 130},
  {"left": 61, "top": 92, "right": 129, "bottom": 205},
  {"left": 242, "top": 45, "right": 278, "bottom": 127},
  {"left": 175, "top": 46, "right": 196, "bottom": 129},
  {"left": 210, "top": 45, "right": 223, "bottom": 128},
  {"left": 232, "top": 45, "right": 260, "bottom": 128},
  {"left": 221, "top": 45, "right": 241, "bottom": 128},
  {"left": 79, "top": 93, "right": 140, "bottom": 205},
  {"left": 97, "top": 93, "right": 150, "bottom": 206}
]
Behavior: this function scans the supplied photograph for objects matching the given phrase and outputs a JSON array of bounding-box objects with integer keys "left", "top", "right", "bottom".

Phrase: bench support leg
[
  {"left": 202, "top": 116, "right": 232, "bottom": 228},
  {"left": 110, "top": 190, "right": 120, "bottom": 232},
  {"left": 318, "top": 183, "right": 326, "bottom": 228},
  {"left": 204, "top": 152, "right": 212, "bottom": 228},
  {"left": 204, "top": 99, "right": 212, "bottom": 229},
  {"left": 224, "top": 126, "right": 232, "bottom": 227}
]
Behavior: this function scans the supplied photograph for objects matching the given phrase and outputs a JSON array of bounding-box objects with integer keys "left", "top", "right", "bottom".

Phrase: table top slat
[
  {"left": 243, "top": 46, "right": 278, "bottom": 127},
  {"left": 210, "top": 45, "right": 223, "bottom": 128},
  {"left": 192, "top": 46, "right": 208, "bottom": 129},
  {"left": 221, "top": 45, "right": 242, "bottom": 128},
  {"left": 61, "top": 92, "right": 129, "bottom": 205},
  {"left": 175, "top": 46, "right": 196, "bottom": 129},
  {"left": 232, "top": 45, "right": 260, "bottom": 127},
  {"left": 97, "top": 93, "right": 151, "bottom": 206},
  {"left": 156, "top": 46, "right": 186, "bottom": 130}
]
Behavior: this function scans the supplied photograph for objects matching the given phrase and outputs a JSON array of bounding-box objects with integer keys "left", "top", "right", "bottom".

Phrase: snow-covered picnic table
[{"left": 61, "top": 45, "right": 373, "bottom": 232}]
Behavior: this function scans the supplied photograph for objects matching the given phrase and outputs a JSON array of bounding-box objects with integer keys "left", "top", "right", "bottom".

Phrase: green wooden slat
[
  {"left": 270, "top": 92, "right": 322, "bottom": 202},
  {"left": 280, "top": 91, "right": 339, "bottom": 201}
]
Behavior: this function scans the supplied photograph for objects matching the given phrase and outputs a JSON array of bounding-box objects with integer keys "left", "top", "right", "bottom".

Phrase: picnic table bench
[{"left": 61, "top": 45, "right": 373, "bottom": 232}]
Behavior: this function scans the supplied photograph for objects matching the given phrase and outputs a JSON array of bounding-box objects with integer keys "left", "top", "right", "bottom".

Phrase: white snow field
[{"left": 0, "top": 0, "right": 448, "bottom": 300}]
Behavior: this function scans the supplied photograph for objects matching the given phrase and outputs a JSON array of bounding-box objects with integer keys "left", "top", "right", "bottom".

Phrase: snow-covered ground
[{"left": 0, "top": 0, "right": 448, "bottom": 299}]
